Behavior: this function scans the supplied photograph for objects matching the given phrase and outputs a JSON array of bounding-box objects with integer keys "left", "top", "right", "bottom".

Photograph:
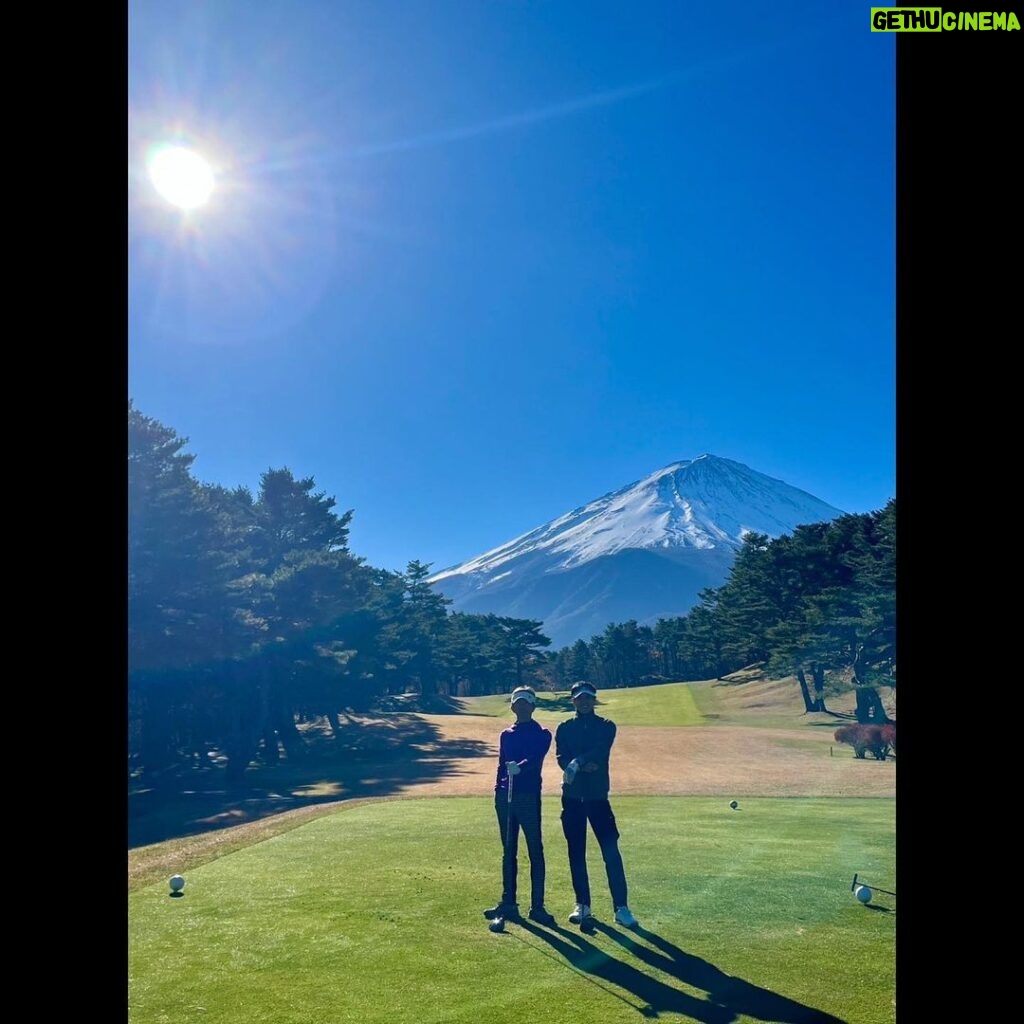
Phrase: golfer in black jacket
[{"left": 555, "top": 680, "right": 638, "bottom": 928}]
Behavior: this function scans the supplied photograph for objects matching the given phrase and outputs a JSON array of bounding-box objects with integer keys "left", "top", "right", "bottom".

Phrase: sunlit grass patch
[{"left": 130, "top": 796, "right": 895, "bottom": 1024}]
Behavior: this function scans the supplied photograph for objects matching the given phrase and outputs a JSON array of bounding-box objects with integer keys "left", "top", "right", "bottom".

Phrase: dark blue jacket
[
  {"left": 495, "top": 719, "right": 552, "bottom": 795},
  {"left": 555, "top": 713, "right": 617, "bottom": 800}
]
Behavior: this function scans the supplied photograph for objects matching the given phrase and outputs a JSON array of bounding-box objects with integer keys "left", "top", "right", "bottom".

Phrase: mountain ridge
[{"left": 428, "top": 454, "right": 846, "bottom": 648}]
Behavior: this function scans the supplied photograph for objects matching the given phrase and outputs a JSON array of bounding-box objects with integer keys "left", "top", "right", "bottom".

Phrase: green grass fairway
[
  {"left": 129, "top": 796, "right": 895, "bottom": 1023},
  {"left": 464, "top": 682, "right": 706, "bottom": 727}
]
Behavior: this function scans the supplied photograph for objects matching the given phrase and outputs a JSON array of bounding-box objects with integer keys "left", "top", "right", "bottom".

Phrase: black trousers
[
  {"left": 495, "top": 790, "right": 546, "bottom": 909},
  {"left": 560, "top": 796, "right": 628, "bottom": 909}
]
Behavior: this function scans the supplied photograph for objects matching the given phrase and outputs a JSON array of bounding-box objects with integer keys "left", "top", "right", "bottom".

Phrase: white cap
[{"left": 510, "top": 687, "right": 537, "bottom": 706}]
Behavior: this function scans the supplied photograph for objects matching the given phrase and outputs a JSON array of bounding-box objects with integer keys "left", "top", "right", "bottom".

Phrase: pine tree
[{"left": 496, "top": 616, "right": 552, "bottom": 689}]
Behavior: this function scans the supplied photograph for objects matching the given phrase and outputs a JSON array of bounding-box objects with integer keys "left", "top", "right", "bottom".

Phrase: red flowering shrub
[
  {"left": 834, "top": 723, "right": 894, "bottom": 760},
  {"left": 879, "top": 723, "right": 896, "bottom": 755}
]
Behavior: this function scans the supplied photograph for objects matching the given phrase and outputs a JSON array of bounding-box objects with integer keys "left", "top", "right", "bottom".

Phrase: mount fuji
[{"left": 428, "top": 455, "right": 846, "bottom": 649}]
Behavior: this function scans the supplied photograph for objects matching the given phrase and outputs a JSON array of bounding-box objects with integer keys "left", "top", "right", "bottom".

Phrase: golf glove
[
  {"left": 506, "top": 760, "right": 522, "bottom": 776},
  {"left": 563, "top": 758, "right": 581, "bottom": 785}
]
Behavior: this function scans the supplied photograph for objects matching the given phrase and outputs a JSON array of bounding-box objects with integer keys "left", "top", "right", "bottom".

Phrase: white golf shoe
[
  {"left": 614, "top": 906, "right": 638, "bottom": 927},
  {"left": 568, "top": 903, "right": 592, "bottom": 924}
]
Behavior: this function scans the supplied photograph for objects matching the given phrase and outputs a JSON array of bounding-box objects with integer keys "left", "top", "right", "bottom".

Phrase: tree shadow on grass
[
  {"left": 536, "top": 694, "right": 578, "bottom": 713},
  {"left": 128, "top": 714, "right": 490, "bottom": 848},
  {"left": 534, "top": 693, "right": 618, "bottom": 714},
  {"left": 372, "top": 693, "right": 470, "bottom": 714},
  {"left": 589, "top": 920, "right": 845, "bottom": 1023}
]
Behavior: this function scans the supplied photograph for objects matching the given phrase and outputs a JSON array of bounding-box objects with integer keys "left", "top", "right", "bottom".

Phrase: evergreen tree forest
[
  {"left": 128, "top": 403, "right": 550, "bottom": 783},
  {"left": 129, "top": 402, "right": 894, "bottom": 784},
  {"left": 545, "top": 503, "right": 896, "bottom": 724}
]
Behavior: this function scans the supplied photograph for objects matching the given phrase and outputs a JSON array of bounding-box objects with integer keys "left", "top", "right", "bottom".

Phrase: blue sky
[{"left": 128, "top": 1, "right": 895, "bottom": 575}]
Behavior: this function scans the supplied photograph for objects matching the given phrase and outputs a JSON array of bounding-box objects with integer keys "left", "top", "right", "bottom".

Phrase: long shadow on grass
[
  {"left": 514, "top": 920, "right": 734, "bottom": 1023},
  {"left": 128, "top": 714, "right": 490, "bottom": 848},
  {"left": 589, "top": 921, "right": 844, "bottom": 1023}
]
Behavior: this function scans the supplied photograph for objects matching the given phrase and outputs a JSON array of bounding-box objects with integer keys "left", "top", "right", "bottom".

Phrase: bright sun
[{"left": 146, "top": 144, "right": 215, "bottom": 209}]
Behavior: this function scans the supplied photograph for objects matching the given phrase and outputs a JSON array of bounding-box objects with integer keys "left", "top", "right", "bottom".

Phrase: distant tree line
[
  {"left": 130, "top": 401, "right": 894, "bottom": 784},
  {"left": 129, "top": 403, "right": 550, "bottom": 784},
  {"left": 545, "top": 501, "right": 895, "bottom": 724}
]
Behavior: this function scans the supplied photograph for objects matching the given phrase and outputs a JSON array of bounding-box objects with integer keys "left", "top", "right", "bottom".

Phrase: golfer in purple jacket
[{"left": 482, "top": 686, "right": 557, "bottom": 926}]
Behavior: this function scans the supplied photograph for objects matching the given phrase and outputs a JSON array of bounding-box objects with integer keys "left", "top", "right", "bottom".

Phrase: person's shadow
[{"left": 513, "top": 918, "right": 844, "bottom": 1022}]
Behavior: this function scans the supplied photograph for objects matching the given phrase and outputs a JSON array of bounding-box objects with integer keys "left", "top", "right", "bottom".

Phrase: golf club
[
  {"left": 850, "top": 873, "right": 896, "bottom": 897},
  {"left": 488, "top": 767, "right": 516, "bottom": 933}
]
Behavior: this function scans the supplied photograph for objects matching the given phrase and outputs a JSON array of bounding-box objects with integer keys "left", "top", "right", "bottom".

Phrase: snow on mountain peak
[{"left": 429, "top": 455, "right": 845, "bottom": 584}]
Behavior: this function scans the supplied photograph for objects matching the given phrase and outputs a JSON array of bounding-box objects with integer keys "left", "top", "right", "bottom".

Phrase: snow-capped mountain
[{"left": 428, "top": 455, "right": 845, "bottom": 649}]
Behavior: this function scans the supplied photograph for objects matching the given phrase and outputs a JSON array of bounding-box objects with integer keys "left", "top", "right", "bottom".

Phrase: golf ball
[
  {"left": 855, "top": 885, "right": 872, "bottom": 904},
  {"left": 729, "top": 800, "right": 739, "bottom": 810},
  {"left": 169, "top": 874, "right": 185, "bottom": 893}
]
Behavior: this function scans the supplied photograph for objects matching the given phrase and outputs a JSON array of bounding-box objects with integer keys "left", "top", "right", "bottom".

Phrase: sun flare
[{"left": 146, "top": 144, "right": 215, "bottom": 209}]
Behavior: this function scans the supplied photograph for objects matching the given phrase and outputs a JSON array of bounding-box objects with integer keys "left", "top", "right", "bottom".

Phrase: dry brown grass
[{"left": 128, "top": 675, "right": 895, "bottom": 891}]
